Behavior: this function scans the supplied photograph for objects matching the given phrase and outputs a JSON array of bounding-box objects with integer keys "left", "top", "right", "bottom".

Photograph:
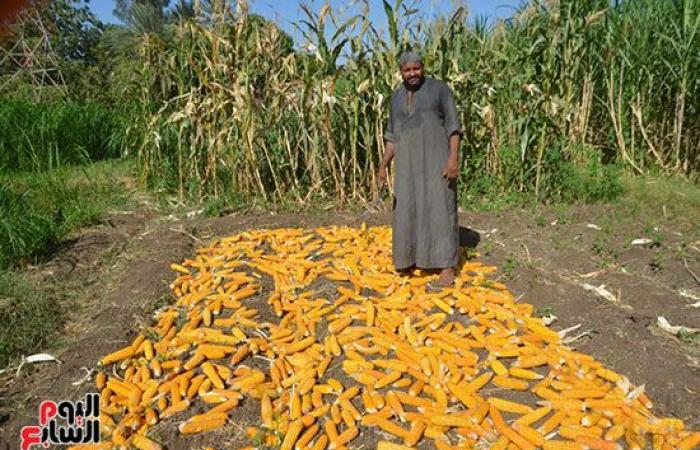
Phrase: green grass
[
  {"left": 0, "top": 270, "right": 62, "bottom": 367},
  {"left": 0, "top": 160, "right": 132, "bottom": 367},
  {"left": 0, "top": 160, "right": 131, "bottom": 269},
  {"left": 0, "top": 99, "right": 130, "bottom": 173},
  {"left": 620, "top": 175, "right": 700, "bottom": 230}
]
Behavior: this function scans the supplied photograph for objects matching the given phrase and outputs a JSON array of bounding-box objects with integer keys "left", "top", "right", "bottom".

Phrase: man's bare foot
[
  {"left": 396, "top": 266, "right": 414, "bottom": 277},
  {"left": 436, "top": 267, "right": 455, "bottom": 287}
]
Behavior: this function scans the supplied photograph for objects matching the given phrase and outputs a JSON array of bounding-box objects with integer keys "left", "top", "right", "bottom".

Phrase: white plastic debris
[
  {"left": 472, "top": 228, "right": 498, "bottom": 238},
  {"left": 558, "top": 323, "right": 582, "bottom": 337},
  {"left": 542, "top": 315, "right": 558, "bottom": 325},
  {"left": 15, "top": 353, "right": 62, "bottom": 378},
  {"left": 71, "top": 367, "right": 95, "bottom": 386},
  {"left": 26, "top": 353, "right": 61, "bottom": 364},
  {"left": 631, "top": 238, "right": 653, "bottom": 245},
  {"left": 679, "top": 289, "right": 700, "bottom": 302},
  {"left": 586, "top": 223, "right": 601, "bottom": 230},
  {"left": 581, "top": 283, "right": 619, "bottom": 304},
  {"left": 657, "top": 316, "right": 700, "bottom": 335},
  {"left": 563, "top": 330, "right": 595, "bottom": 344}
]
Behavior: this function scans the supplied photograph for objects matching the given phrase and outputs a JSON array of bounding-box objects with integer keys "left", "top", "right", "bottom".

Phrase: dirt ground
[{"left": 1, "top": 198, "right": 698, "bottom": 449}]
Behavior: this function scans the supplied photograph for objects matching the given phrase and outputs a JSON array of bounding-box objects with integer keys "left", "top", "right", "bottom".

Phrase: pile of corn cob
[{"left": 83, "top": 225, "right": 699, "bottom": 450}]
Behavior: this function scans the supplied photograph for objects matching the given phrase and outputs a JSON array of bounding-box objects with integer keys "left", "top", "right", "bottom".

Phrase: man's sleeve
[
  {"left": 442, "top": 83, "right": 462, "bottom": 138},
  {"left": 384, "top": 96, "right": 394, "bottom": 143}
]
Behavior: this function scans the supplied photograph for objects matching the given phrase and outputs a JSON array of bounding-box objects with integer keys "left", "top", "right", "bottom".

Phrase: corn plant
[{"left": 132, "top": 0, "right": 699, "bottom": 206}]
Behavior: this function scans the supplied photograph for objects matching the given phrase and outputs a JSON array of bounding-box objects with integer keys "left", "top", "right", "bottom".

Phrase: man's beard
[{"left": 404, "top": 76, "right": 424, "bottom": 91}]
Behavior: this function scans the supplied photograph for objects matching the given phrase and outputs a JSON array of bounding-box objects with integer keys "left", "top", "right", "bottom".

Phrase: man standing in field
[{"left": 378, "top": 50, "right": 462, "bottom": 287}]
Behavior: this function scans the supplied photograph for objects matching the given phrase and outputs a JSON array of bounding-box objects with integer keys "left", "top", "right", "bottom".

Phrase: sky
[{"left": 88, "top": 0, "right": 523, "bottom": 33}]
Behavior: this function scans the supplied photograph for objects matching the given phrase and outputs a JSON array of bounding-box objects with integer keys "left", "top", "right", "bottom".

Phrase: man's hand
[
  {"left": 442, "top": 158, "right": 459, "bottom": 181},
  {"left": 378, "top": 166, "right": 388, "bottom": 188}
]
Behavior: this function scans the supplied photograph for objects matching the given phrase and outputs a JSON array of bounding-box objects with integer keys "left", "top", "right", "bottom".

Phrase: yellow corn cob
[
  {"left": 375, "top": 417, "right": 410, "bottom": 439},
  {"left": 301, "top": 414, "right": 316, "bottom": 427},
  {"left": 446, "top": 382, "right": 478, "bottom": 409},
  {"left": 202, "top": 362, "right": 225, "bottom": 389},
  {"left": 512, "top": 422, "right": 545, "bottom": 446},
  {"left": 470, "top": 400, "right": 490, "bottom": 425},
  {"left": 302, "top": 393, "right": 313, "bottom": 414},
  {"left": 150, "top": 358, "right": 162, "bottom": 378},
  {"left": 540, "top": 398, "right": 585, "bottom": 411},
  {"left": 408, "top": 380, "right": 425, "bottom": 396},
  {"left": 542, "top": 441, "right": 585, "bottom": 450},
  {"left": 515, "top": 406, "right": 551, "bottom": 426},
  {"left": 95, "top": 371, "right": 107, "bottom": 390},
  {"left": 490, "top": 359, "right": 508, "bottom": 376},
  {"left": 493, "top": 375, "right": 529, "bottom": 391},
  {"left": 366, "top": 302, "right": 376, "bottom": 327},
  {"left": 430, "top": 414, "right": 472, "bottom": 428},
  {"left": 170, "top": 263, "right": 190, "bottom": 273},
  {"left": 106, "top": 379, "right": 141, "bottom": 406},
  {"left": 283, "top": 336, "right": 316, "bottom": 355},
  {"left": 426, "top": 426, "right": 449, "bottom": 441},
  {"left": 232, "top": 369, "right": 265, "bottom": 389},
  {"left": 100, "top": 346, "right": 135, "bottom": 366},
  {"left": 144, "top": 407, "right": 158, "bottom": 425},
  {"left": 677, "top": 432, "right": 700, "bottom": 450},
  {"left": 465, "top": 372, "right": 492, "bottom": 394},
  {"left": 178, "top": 412, "right": 228, "bottom": 434},
  {"left": 330, "top": 404, "right": 342, "bottom": 424},
  {"left": 487, "top": 397, "right": 533, "bottom": 415},
  {"left": 575, "top": 435, "right": 622, "bottom": 450},
  {"left": 317, "top": 356, "right": 332, "bottom": 376},
  {"left": 281, "top": 420, "right": 305, "bottom": 450},
  {"left": 324, "top": 419, "right": 339, "bottom": 442},
  {"left": 296, "top": 424, "right": 320, "bottom": 450},
  {"left": 291, "top": 390, "right": 302, "bottom": 420},
  {"left": 338, "top": 385, "right": 360, "bottom": 401},
  {"left": 489, "top": 404, "right": 536, "bottom": 450},
  {"left": 311, "top": 435, "right": 329, "bottom": 450},
  {"left": 340, "top": 398, "right": 361, "bottom": 421},
  {"left": 562, "top": 388, "right": 609, "bottom": 399},
  {"left": 375, "top": 370, "right": 402, "bottom": 389},
  {"left": 404, "top": 419, "right": 426, "bottom": 447},
  {"left": 332, "top": 427, "right": 358, "bottom": 449},
  {"left": 310, "top": 404, "right": 330, "bottom": 418},
  {"left": 585, "top": 399, "right": 626, "bottom": 409},
  {"left": 490, "top": 436, "right": 509, "bottom": 450},
  {"left": 185, "top": 375, "right": 207, "bottom": 399},
  {"left": 340, "top": 409, "right": 356, "bottom": 429},
  {"left": 329, "top": 335, "right": 342, "bottom": 356},
  {"left": 329, "top": 317, "right": 352, "bottom": 334},
  {"left": 514, "top": 354, "right": 549, "bottom": 369},
  {"left": 432, "top": 298, "right": 453, "bottom": 314},
  {"left": 509, "top": 367, "right": 544, "bottom": 380},
  {"left": 596, "top": 368, "right": 622, "bottom": 383},
  {"left": 161, "top": 399, "right": 190, "bottom": 418},
  {"left": 434, "top": 438, "right": 452, "bottom": 450},
  {"left": 184, "top": 353, "right": 206, "bottom": 371}
]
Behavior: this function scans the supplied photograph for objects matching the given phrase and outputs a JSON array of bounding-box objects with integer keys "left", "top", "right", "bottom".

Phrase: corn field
[{"left": 133, "top": 0, "right": 700, "bottom": 205}]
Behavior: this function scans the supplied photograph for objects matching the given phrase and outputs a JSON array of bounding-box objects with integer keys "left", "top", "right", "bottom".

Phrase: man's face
[{"left": 400, "top": 61, "right": 424, "bottom": 87}]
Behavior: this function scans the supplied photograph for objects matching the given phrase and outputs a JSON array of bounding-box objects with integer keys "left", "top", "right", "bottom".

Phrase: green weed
[
  {"left": 0, "top": 271, "right": 62, "bottom": 367},
  {"left": 0, "top": 99, "right": 129, "bottom": 173},
  {"left": 0, "top": 160, "right": 129, "bottom": 268}
]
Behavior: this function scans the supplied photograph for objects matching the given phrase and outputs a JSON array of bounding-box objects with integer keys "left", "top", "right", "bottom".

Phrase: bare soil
[{"left": 1, "top": 199, "right": 698, "bottom": 449}]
